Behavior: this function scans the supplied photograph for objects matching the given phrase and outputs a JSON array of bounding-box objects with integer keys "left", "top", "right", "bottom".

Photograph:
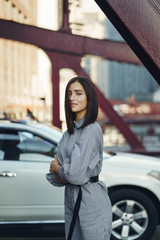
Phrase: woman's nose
[{"left": 70, "top": 93, "right": 75, "bottom": 100}]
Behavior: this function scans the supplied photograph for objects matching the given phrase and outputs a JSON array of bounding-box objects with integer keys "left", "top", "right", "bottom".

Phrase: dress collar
[{"left": 74, "top": 116, "right": 85, "bottom": 129}]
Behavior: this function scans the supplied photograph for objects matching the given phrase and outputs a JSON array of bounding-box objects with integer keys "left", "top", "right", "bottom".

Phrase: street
[
  {"left": 0, "top": 225, "right": 159, "bottom": 240},
  {"left": 152, "top": 225, "right": 160, "bottom": 240}
]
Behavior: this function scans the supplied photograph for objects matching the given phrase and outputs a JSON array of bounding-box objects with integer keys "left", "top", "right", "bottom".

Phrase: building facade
[
  {"left": 97, "top": 18, "right": 159, "bottom": 102},
  {"left": 0, "top": 0, "right": 47, "bottom": 120}
]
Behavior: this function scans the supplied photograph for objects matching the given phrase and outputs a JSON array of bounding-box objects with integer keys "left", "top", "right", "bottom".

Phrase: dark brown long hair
[{"left": 65, "top": 76, "right": 98, "bottom": 134}]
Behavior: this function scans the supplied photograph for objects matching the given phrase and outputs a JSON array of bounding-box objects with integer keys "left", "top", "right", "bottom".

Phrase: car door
[{"left": 0, "top": 128, "right": 64, "bottom": 222}]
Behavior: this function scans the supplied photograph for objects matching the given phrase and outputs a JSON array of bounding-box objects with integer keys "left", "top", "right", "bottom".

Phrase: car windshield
[
  {"left": 26, "top": 122, "right": 63, "bottom": 141},
  {"left": 35, "top": 124, "right": 62, "bottom": 138}
]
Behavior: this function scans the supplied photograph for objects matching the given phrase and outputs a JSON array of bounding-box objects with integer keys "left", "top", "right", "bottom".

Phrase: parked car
[{"left": 0, "top": 120, "right": 160, "bottom": 240}]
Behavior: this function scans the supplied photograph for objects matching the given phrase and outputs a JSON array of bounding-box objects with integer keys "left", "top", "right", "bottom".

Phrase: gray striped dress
[{"left": 47, "top": 118, "right": 112, "bottom": 240}]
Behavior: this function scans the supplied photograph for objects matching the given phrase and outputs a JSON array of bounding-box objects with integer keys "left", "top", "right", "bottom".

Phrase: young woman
[{"left": 47, "top": 76, "right": 112, "bottom": 240}]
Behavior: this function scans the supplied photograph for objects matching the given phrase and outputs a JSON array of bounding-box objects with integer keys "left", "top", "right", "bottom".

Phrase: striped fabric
[{"left": 53, "top": 118, "right": 112, "bottom": 240}]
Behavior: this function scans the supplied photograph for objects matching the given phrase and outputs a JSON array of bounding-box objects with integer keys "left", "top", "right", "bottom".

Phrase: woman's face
[{"left": 68, "top": 81, "right": 87, "bottom": 120}]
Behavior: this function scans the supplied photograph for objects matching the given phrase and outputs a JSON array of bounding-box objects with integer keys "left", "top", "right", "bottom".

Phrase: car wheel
[{"left": 109, "top": 188, "right": 158, "bottom": 240}]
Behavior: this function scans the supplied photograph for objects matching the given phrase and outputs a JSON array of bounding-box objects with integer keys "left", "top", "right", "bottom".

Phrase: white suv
[{"left": 0, "top": 121, "right": 160, "bottom": 240}]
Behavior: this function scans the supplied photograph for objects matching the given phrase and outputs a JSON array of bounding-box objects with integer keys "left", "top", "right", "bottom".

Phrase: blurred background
[
  {"left": 0, "top": 2, "right": 160, "bottom": 239},
  {"left": 0, "top": 0, "right": 160, "bottom": 154}
]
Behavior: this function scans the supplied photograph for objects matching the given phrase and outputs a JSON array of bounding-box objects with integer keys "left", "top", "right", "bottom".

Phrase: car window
[
  {"left": 0, "top": 129, "right": 20, "bottom": 160},
  {"left": 0, "top": 129, "right": 57, "bottom": 162}
]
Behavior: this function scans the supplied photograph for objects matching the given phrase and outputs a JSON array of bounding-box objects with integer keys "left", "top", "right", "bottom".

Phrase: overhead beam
[
  {"left": 94, "top": 0, "right": 160, "bottom": 84},
  {"left": 0, "top": 19, "right": 141, "bottom": 65}
]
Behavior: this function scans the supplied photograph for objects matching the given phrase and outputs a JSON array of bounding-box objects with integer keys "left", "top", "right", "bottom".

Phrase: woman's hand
[
  {"left": 55, "top": 174, "right": 67, "bottom": 183},
  {"left": 49, "top": 155, "right": 61, "bottom": 174},
  {"left": 49, "top": 156, "right": 67, "bottom": 183}
]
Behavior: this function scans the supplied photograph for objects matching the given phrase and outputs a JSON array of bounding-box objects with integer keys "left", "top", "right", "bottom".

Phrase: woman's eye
[{"left": 76, "top": 93, "right": 82, "bottom": 95}]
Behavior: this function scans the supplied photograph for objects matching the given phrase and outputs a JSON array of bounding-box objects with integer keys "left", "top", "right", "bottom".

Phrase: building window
[
  {"left": 3, "top": 44, "right": 7, "bottom": 60},
  {"left": 11, "top": 4, "right": 16, "bottom": 20},
  {"left": 3, "top": 0, "right": 8, "bottom": 13},
  {"left": 4, "top": 69, "right": 8, "bottom": 82}
]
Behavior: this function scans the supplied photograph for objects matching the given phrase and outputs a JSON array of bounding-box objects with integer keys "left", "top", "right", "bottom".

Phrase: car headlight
[{"left": 148, "top": 170, "right": 160, "bottom": 180}]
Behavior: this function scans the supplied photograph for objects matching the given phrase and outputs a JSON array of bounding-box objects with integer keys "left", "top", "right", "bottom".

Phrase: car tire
[{"left": 109, "top": 188, "right": 158, "bottom": 240}]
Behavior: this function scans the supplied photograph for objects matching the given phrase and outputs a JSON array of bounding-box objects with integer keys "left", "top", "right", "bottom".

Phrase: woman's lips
[{"left": 70, "top": 102, "right": 77, "bottom": 107}]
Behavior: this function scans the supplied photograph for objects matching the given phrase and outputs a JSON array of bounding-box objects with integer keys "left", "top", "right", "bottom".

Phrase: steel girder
[
  {"left": 0, "top": 19, "right": 141, "bottom": 64},
  {"left": 95, "top": 0, "right": 160, "bottom": 85}
]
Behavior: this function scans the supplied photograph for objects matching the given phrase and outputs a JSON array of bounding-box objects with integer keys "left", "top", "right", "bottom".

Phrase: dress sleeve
[
  {"left": 46, "top": 131, "right": 68, "bottom": 187},
  {"left": 46, "top": 172, "right": 66, "bottom": 187},
  {"left": 59, "top": 124, "right": 103, "bottom": 185}
]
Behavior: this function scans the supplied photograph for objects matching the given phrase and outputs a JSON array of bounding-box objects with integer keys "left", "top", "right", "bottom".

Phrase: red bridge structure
[{"left": 0, "top": 0, "right": 160, "bottom": 155}]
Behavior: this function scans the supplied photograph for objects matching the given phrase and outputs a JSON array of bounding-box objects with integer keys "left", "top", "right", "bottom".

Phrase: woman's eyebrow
[
  {"left": 74, "top": 89, "right": 83, "bottom": 92},
  {"left": 68, "top": 89, "right": 83, "bottom": 92}
]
